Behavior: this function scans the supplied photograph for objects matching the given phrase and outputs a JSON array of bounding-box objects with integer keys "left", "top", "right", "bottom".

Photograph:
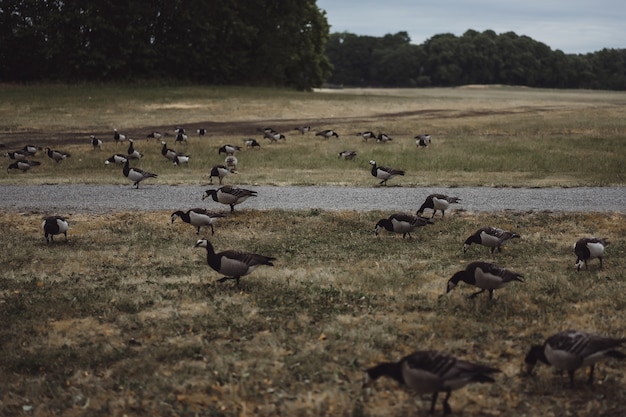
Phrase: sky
[{"left": 316, "top": 0, "right": 624, "bottom": 54}]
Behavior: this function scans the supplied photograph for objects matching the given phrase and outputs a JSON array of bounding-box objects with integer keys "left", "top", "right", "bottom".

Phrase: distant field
[{"left": 1, "top": 84, "right": 625, "bottom": 187}]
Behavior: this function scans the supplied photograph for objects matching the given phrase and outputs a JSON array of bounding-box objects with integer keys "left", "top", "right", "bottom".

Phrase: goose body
[
  {"left": 105, "top": 154, "right": 128, "bottom": 165},
  {"left": 122, "top": 159, "right": 157, "bottom": 188},
  {"left": 5, "top": 150, "right": 28, "bottom": 161},
  {"left": 113, "top": 129, "right": 126, "bottom": 145},
  {"left": 574, "top": 237, "right": 608, "bottom": 271},
  {"left": 209, "top": 165, "right": 234, "bottom": 185},
  {"left": 315, "top": 129, "right": 339, "bottom": 139},
  {"left": 202, "top": 185, "right": 257, "bottom": 212},
  {"left": 224, "top": 155, "right": 238, "bottom": 170},
  {"left": 375, "top": 213, "right": 433, "bottom": 239},
  {"left": 45, "top": 147, "right": 71, "bottom": 163},
  {"left": 194, "top": 239, "right": 276, "bottom": 286},
  {"left": 161, "top": 141, "right": 181, "bottom": 161},
  {"left": 264, "top": 130, "right": 286, "bottom": 141},
  {"left": 218, "top": 144, "right": 241, "bottom": 155},
  {"left": 42, "top": 215, "right": 69, "bottom": 243},
  {"left": 175, "top": 132, "right": 188, "bottom": 144},
  {"left": 369, "top": 160, "right": 404, "bottom": 186},
  {"left": 364, "top": 350, "right": 500, "bottom": 415},
  {"left": 7, "top": 160, "right": 41, "bottom": 173},
  {"left": 357, "top": 131, "right": 376, "bottom": 141},
  {"left": 295, "top": 125, "right": 311, "bottom": 134},
  {"left": 417, "top": 194, "right": 461, "bottom": 218},
  {"left": 172, "top": 155, "right": 190, "bottom": 165},
  {"left": 376, "top": 133, "right": 393, "bottom": 143},
  {"left": 416, "top": 134, "right": 431, "bottom": 148},
  {"left": 338, "top": 150, "right": 357, "bottom": 160},
  {"left": 90, "top": 135, "right": 103, "bottom": 150},
  {"left": 171, "top": 208, "right": 225, "bottom": 235},
  {"left": 446, "top": 261, "right": 523, "bottom": 299},
  {"left": 197, "top": 128, "right": 206, "bottom": 136},
  {"left": 525, "top": 330, "right": 626, "bottom": 386},
  {"left": 146, "top": 131, "right": 163, "bottom": 140},
  {"left": 126, "top": 139, "right": 143, "bottom": 159},
  {"left": 463, "top": 227, "right": 520, "bottom": 253},
  {"left": 22, "top": 145, "right": 41, "bottom": 156},
  {"left": 244, "top": 138, "right": 261, "bottom": 149}
]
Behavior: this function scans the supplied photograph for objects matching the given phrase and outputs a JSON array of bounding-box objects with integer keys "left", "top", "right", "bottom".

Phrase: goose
[
  {"left": 524, "top": 330, "right": 626, "bottom": 387},
  {"left": 209, "top": 165, "right": 235, "bottom": 185},
  {"left": 295, "top": 125, "right": 311, "bottom": 134},
  {"left": 264, "top": 130, "right": 286, "bottom": 142},
  {"left": 174, "top": 127, "right": 186, "bottom": 134},
  {"left": 22, "top": 145, "right": 41, "bottom": 156},
  {"left": 90, "top": 135, "right": 103, "bottom": 150},
  {"left": 376, "top": 133, "right": 393, "bottom": 143},
  {"left": 445, "top": 261, "right": 523, "bottom": 300},
  {"left": 194, "top": 238, "right": 276, "bottom": 286},
  {"left": 172, "top": 155, "right": 190, "bottom": 166},
  {"left": 45, "top": 147, "right": 71, "bottom": 163},
  {"left": 42, "top": 215, "right": 69, "bottom": 243},
  {"left": 7, "top": 160, "right": 41, "bottom": 173},
  {"left": 417, "top": 194, "right": 461, "bottom": 218},
  {"left": 171, "top": 208, "right": 225, "bottom": 235},
  {"left": 122, "top": 159, "right": 157, "bottom": 188},
  {"left": 416, "top": 134, "right": 431, "bottom": 148},
  {"left": 175, "top": 132, "right": 188, "bottom": 144},
  {"left": 161, "top": 141, "right": 180, "bottom": 161},
  {"left": 374, "top": 213, "right": 433, "bottom": 239},
  {"left": 224, "top": 155, "right": 238, "bottom": 170},
  {"left": 104, "top": 154, "right": 128, "bottom": 165},
  {"left": 315, "top": 129, "right": 339, "bottom": 139},
  {"left": 363, "top": 350, "right": 500, "bottom": 415},
  {"left": 338, "top": 150, "right": 357, "bottom": 160},
  {"left": 146, "top": 131, "right": 163, "bottom": 140},
  {"left": 356, "top": 131, "right": 376, "bottom": 141},
  {"left": 202, "top": 185, "right": 258, "bottom": 212},
  {"left": 113, "top": 129, "right": 126, "bottom": 145},
  {"left": 574, "top": 237, "right": 608, "bottom": 271},
  {"left": 218, "top": 144, "right": 241, "bottom": 155},
  {"left": 244, "top": 138, "right": 261, "bottom": 149},
  {"left": 5, "top": 150, "right": 29, "bottom": 161},
  {"left": 369, "top": 160, "right": 404, "bottom": 186},
  {"left": 463, "top": 227, "right": 520, "bottom": 253},
  {"left": 126, "top": 139, "right": 143, "bottom": 160},
  {"left": 197, "top": 128, "right": 206, "bottom": 136}
]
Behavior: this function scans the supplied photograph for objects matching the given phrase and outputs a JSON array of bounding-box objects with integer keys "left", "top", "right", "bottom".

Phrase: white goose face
[
  {"left": 446, "top": 281, "right": 457, "bottom": 293},
  {"left": 369, "top": 160, "right": 376, "bottom": 166},
  {"left": 194, "top": 239, "right": 208, "bottom": 248},
  {"left": 170, "top": 213, "right": 179, "bottom": 223},
  {"left": 575, "top": 259, "right": 584, "bottom": 270}
]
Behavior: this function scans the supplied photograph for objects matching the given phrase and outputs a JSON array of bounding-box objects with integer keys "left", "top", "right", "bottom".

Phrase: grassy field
[{"left": 1, "top": 84, "right": 625, "bottom": 416}]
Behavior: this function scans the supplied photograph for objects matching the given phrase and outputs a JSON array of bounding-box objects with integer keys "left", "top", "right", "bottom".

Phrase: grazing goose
[
  {"left": 463, "top": 227, "right": 520, "bottom": 253},
  {"left": 126, "top": 139, "right": 143, "bottom": 160},
  {"left": 338, "top": 150, "right": 357, "bottom": 160},
  {"left": 113, "top": 129, "right": 126, "bottom": 145},
  {"left": 218, "top": 144, "right": 241, "bottom": 155},
  {"left": 315, "top": 129, "right": 339, "bottom": 139},
  {"left": 22, "top": 145, "right": 41, "bottom": 156},
  {"left": 197, "top": 128, "right": 206, "bottom": 136},
  {"left": 5, "top": 150, "right": 29, "bottom": 161},
  {"left": 42, "top": 215, "right": 69, "bottom": 243},
  {"left": 175, "top": 132, "right": 188, "bottom": 144},
  {"left": 7, "top": 160, "right": 41, "bottom": 173},
  {"left": 295, "top": 125, "right": 311, "bottom": 134},
  {"left": 105, "top": 154, "right": 128, "bottom": 165},
  {"left": 244, "top": 138, "right": 261, "bottom": 149},
  {"left": 90, "top": 135, "right": 103, "bottom": 150},
  {"left": 417, "top": 194, "right": 461, "bottom": 218},
  {"left": 161, "top": 141, "right": 180, "bottom": 162},
  {"left": 264, "top": 130, "right": 286, "bottom": 142},
  {"left": 45, "top": 147, "right": 71, "bottom": 163},
  {"left": 202, "top": 185, "right": 258, "bottom": 212},
  {"left": 194, "top": 238, "right": 276, "bottom": 286},
  {"left": 171, "top": 208, "right": 225, "bottom": 235},
  {"left": 122, "top": 159, "right": 157, "bottom": 188},
  {"left": 172, "top": 155, "right": 190, "bottom": 166},
  {"left": 363, "top": 350, "right": 500, "bottom": 415},
  {"left": 376, "top": 133, "right": 393, "bottom": 143},
  {"left": 146, "top": 131, "right": 163, "bottom": 140},
  {"left": 374, "top": 213, "right": 433, "bottom": 239},
  {"left": 525, "top": 330, "right": 626, "bottom": 387},
  {"left": 224, "top": 155, "right": 238, "bottom": 170},
  {"left": 209, "top": 165, "right": 235, "bottom": 185},
  {"left": 356, "top": 131, "right": 376, "bottom": 141},
  {"left": 446, "top": 261, "right": 523, "bottom": 300},
  {"left": 369, "top": 160, "right": 404, "bottom": 186},
  {"left": 574, "top": 237, "right": 608, "bottom": 271}
]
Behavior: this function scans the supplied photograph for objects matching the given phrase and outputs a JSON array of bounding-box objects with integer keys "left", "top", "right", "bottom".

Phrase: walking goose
[
  {"left": 146, "top": 131, "right": 163, "bottom": 140},
  {"left": 338, "top": 150, "right": 357, "bottom": 160},
  {"left": 315, "top": 129, "right": 339, "bottom": 139},
  {"left": 194, "top": 239, "right": 276, "bottom": 286},
  {"left": 105, "top": 154, "right": 128, "bottom": 165},
  {"left": 417, "top": 194, "right": 461, "bottom": 218},
  {"left": 42, "top": 215, "right": 69, "bottom": 243},
  {"left": 161, "top": 141, "right": 181, "bottom": 162},
  {"left": 126, "top": 139, "right": 143, "bottom": 159},
  {"left": 374, "top": 213, "right": 433, "bottom": 239},
  {"left": 295, "top": 125, "right": 311, "bottom": 134},
  {"left": 45, "top": 148, "right": 71, "bottom": 163},
  {"left": 446, "top": 261, "right": 523, "bottom": 300},
  {"left": 7, "top": 160, "right": 41, "bottom": 173},
  {"left": 122, "top": 159, "right": 157, "bottom": 188},
  {"left": 524, "top": 330, "right": 626, "bottom": 387},
  {"left": 364, "top": 350, "right": 500, "bottom": 415},
  {"left": 369, "top": 160, "right": 404, "bottom": 186},
  {"left": 202, "top": 185, "right": 258, "bottom": 212},
  {"left": 574, "top": 237, "right": 608, "bottom": 271},
  {"left": 463, "top": 227, "right": 520, "bottom": 253},
  {"left": 171, "top": 208, "right": 225, "bottom": 235},
  {"left": 209, "top": 165, "right": 235, "bottom": 185},
  {"left": 90, "top": 135, "right": 103, "bottom": 150},
  {"left": 113, "top": 129, "right": 126, "bottom": 145},
  {"left": 356, "top": 131, "right": 376, "bottom": 141}
]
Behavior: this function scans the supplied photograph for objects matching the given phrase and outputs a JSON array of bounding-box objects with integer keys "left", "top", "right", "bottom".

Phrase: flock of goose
[{"left": 5, "top": 125, "right": 622, "bottom": 415}]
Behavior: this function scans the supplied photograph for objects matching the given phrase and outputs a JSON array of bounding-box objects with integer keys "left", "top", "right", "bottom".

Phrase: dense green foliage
[
  {"left": 325, "top": 30, "right": 626, "bottom": 90},
  {"left": 0, "top": 0, "right": 331, "bottom": 89}
]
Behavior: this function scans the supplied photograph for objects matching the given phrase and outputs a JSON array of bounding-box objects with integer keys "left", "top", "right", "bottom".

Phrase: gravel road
[{"left": 0, "top": 185, "right": 624, "bottom": 213}]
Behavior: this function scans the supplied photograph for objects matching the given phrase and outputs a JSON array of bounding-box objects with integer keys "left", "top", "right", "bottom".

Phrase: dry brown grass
[{"left": 1, "top": 209, "right": 625, "bottom": 416}]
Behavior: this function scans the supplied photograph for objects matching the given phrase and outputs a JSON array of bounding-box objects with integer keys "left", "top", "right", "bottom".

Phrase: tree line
[{"left": 1, "top": 1, "right": 624, "bottom": 90}]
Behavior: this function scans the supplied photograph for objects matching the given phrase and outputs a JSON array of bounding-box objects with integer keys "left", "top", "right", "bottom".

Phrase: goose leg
[
  {"left": 429, "top": 391, "right": 439, "bottom": 414},
  {"left": 441, "top": 388, "right": 452, "bottom": 415},
  {"left": 469, "top": 289, "right": 486, "bottom": 299},
  {"left": 587, "top": 365, "right": 595, "bottom": 385}
]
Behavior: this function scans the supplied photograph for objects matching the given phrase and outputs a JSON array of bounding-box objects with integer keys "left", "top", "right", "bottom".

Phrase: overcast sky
[{"left": 316, "top": 0, "right": 624, "bottom": 54}]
